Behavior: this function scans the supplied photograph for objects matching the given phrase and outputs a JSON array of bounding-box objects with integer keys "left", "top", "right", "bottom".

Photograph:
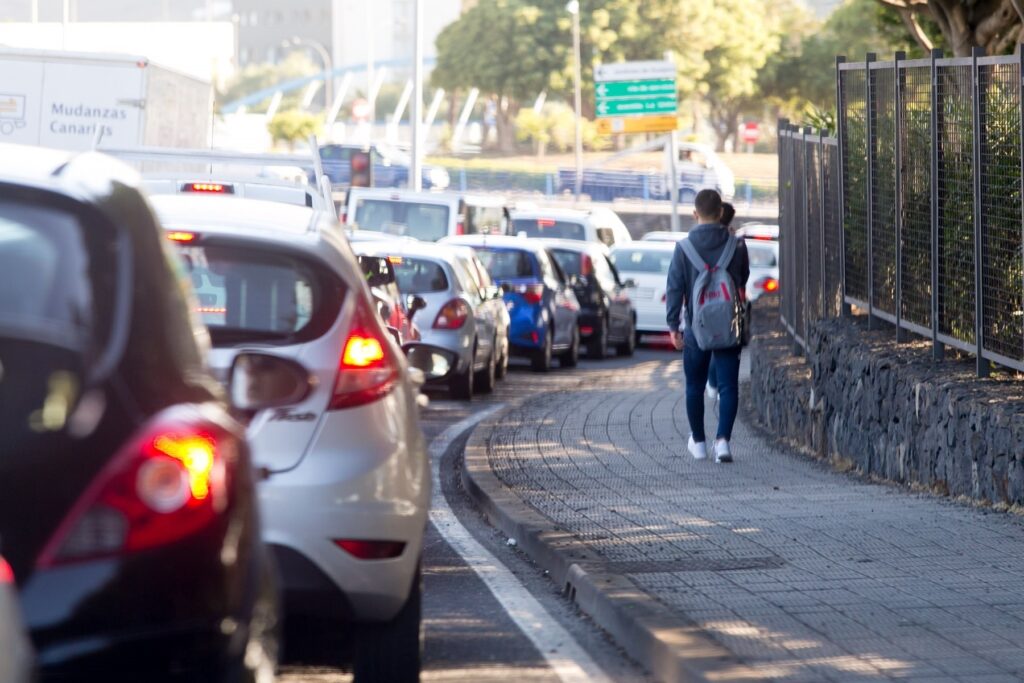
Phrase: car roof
[
  {"left": 352, "top": 239, "right": 463, "bottom": 263},
  {"left": 443, "top": 234, "right": 549, "bottom": 254},
  {"left": 346, "top": 187, "right": 461, "bottom": 204},
  {"left": 611, "top": 241, "right": 677, "bottom": 252},
  {"left": 533, "top": 237, "right": 608, "bottom": 254},
  {"left": 510, "top": 207, "right": 595, "bottom": 221},
  {"left": 150, "top": 194, "right": 321, "bottom": 235}
]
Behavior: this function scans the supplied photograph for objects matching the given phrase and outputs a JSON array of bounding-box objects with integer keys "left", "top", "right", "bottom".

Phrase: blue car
[
  {"left": 316, "top": 143, "right": 450, "bottom": 189},
  {"left": 444, "top": 235, "right": 580, "bottom": 372}
]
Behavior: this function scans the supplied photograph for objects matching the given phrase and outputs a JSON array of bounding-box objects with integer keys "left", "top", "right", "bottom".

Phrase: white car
[
  {"left": 510, "top": 206, "right": 632, "bottom": 247},
  {"left": 745, "top": 238, "right": 780, "bottom": 302},
  {"left": 640, "top": 230, "right": 687, "bottom": 242},
  {"left": 343, "top": 187, "right": 509, "bottom": 242},
  {"left": 353, "top": 240, "right": 510, "bottom": 399},
  {"left": 609, "top": 242, "right": 677, "bottom": 338},
  {"left": 152, "top": 193, "right": 448, "bottom": 681}
]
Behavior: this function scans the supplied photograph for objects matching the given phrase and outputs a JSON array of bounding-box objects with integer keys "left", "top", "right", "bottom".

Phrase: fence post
[
  {"left": 865, "top": 52, "right": 877, "bottom": 329},
  {"left": 1019, "top": 45, "right": 1024, "bottom": 371},
  {"left": 930, "top": 48, "right": 944, "bottom": 361},
  {"left": 803, "top": 126, "right": 813, "bottom": 349},
  {"left": 819, "top": 132, "right": 827, "bottom": 319},
  {"left": 894, "top": 51, "right": 906, "bottom": 343},
  {"left": 971, "top": 47, "right": 990, "bottom": 377},
  {"left": 836, "top": 55, "right": 851, "bottom": 317}
]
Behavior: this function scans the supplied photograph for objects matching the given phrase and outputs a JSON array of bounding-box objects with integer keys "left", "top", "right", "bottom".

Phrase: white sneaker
[
  {"left": 714, "top": 439, "right": 733, "bottom": 464},
  {"left": 706, "top": 384, "right": 719, "bottom": 401},
  {"left": 687, "top": 434, "right": 707, "bottom": 460}
]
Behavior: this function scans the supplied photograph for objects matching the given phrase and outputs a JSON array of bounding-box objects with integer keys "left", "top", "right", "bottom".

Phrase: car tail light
[
  {"left": 580, "top": 254, "right": 593, "bottom": 277},
  {"left": 433, "top": 299, "right": 470, "bottom": 329},
  {"left": 515, "top": 284, "right": 545, "bottom": 305},
  {"left": 166, "top": 231, "right": 198, "bottom": 243},
  {"left": 334, "top": 539, "right": 406, "bottom": 560},
  {"left": 756, "top": 276, "right": 779, "bottom": 292},
  {"left": 37, "top": 420, "right": 230, "bottom": 568},
  {"left": 455, "top": 221, "right": 465, "bottom": 236},
  {"left": 751, "top": 235, "right": 774, "bottom": 241},
  {"left": 580, "top": 325, "right": 594, "bottom": 336},
  {"left": 183, "top": 182, "right": 233, "bottom": 194},
  {"left": 0, "top": 556, "right": 13, "bottom": 584},
  {"left": 330, "top": 298, "right": 399, "bottom": 410}
]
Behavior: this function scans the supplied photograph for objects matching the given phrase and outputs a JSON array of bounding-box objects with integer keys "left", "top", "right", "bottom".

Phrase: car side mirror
[
  {"left": 406, "top": 294, "right": 427, "bottom": 322},
  {"left": 228, "top": 352, "right": 314, "bottom": 412},
  {"left": 402, "top": 342, "right": 458, "bottom": 381},
  {"left": 358, "top": 254, "right": 396, "bottom": 288}
]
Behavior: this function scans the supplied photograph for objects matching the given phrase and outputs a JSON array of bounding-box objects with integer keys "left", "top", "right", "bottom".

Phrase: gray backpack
[{"left": 680, "top": 236, "right": 746, "bottom": 350}]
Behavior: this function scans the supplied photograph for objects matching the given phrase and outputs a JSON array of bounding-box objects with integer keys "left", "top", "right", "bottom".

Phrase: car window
[
  {"left": 354, "top": 199, "right": 451, "bottom": 241},
  {"left": 549, "top": 249, "right": 582, "bottom": 277},
  {"left": 538, "top": 250, "right": 563, "bottom": 289},
  {"left": 611, "top": 249, "right": 673, "bottom": 275},
  {"left": 320, "top": 146, "right": 351, "bottom": 162},
  {"left": 173, "top": 244, "right": 343, "bottom": 346},
  {"left": 470, "top": 256, "right": 494, "bottom": 289},
  {"left": 452, "top": 256, "right": 482, "bottom": 297},
  {"left": 0, "top": 201, "right": 115, "bottom": 357},
  {"left": 467, "top": 205, "right": 507, "bottom": 235},
  {"left": 747, "top": 244, "right": 778, "bottom": 268},
  {"left": 475, "top": 248, "right": 536, "bottom": 280},
  {"left": 592, "top": 254, "right": 617, "bottom": 292},
  {"left": 392, "top": 257, "right": 450, "bottom": 293},
  {"left": 546, "top": 253, "right": 568, "bottom": 286},
  {"left": 595, "top": 227, "right": 615, "bottom": 247},
  {"left": 512, "top": 218, "right": 585, "bottom": 240}
]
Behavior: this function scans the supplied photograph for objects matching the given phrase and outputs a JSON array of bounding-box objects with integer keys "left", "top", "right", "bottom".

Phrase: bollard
[
  {"left": 745, "top": 180, "right": 753, "bottom": 209},
  {"left": 545, "top": 173, "right": 554, "bottom": 196},
  {"left": 459, "top": 168, "right": 467, "bottom": 192}
]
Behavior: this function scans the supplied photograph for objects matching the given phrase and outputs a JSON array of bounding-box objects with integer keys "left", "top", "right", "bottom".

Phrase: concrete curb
[{"left": 461, "top": 405, "right": 762, "bottom": 683}]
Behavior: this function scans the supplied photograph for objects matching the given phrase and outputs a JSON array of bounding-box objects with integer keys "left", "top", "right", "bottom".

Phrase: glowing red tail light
[
  {"left": 455, "top": 221, "right": 465, "bottom": 236},
  {"left": 334, "top": 539, "right": 406, "bottom": 560},
  {"left": 433, "top": 299, "right": 470, "bottom": 329},
  {"left": 757, "top": 277, "right": 779, "bottom": 292},
  {"left": 580, "top": 254, "right": 594, "bottom": 277},
  {"left": 37, "top": 417, "right": 230, "bottom": 568},
  {"left": 516, "top": 283, "right": 545, "bottom": 305},
  {"left": 0, "top": 556, "right": 13, "bottom": 584},
  {"left": 183, "top": 182, "right": 233, "bottom": 194},
  {"left": 330, "top": 298, "right": 399, "bottom": 410}
]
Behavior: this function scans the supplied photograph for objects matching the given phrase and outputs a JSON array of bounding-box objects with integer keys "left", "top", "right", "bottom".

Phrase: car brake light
[
  {"left": 334, "top": 539, "right": 406, "bottom": 560},
  {"left": 757, "top": 277, "right": 779, "bottom": 292},
  {"left": 0, "top": 557, "right": 13, "bottom": 584},
  {"left": 580, "top": 254, "right": 593, "bottom": 277},
  {"left": 752, "top": 235, "right": 774, "bottom": 241},
  {"left": 330, "top": 298, "right": 399, "bottom": 410},
  {"left": 455, "top": 221, "right": 465, "bottom": 236},
  {"left": 166, "top": 231, "right": 198, "bottom": 243},
  {"left": 184, "top": 182, "right": 233, "bottom": 194},
  {"left": 433, "top": 299, "right": 470, "bottom": 329},
  {"left": 37, "top": 418, "right": 229, "bottom": 568},
  {"left": 516, "top": 284, "right": 545, "bottom": 305},
  {"left": 538, "top": 219, "right": 555, "bottom": 227}
]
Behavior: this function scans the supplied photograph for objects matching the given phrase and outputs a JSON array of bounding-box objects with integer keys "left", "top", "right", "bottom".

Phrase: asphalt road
[{"left": 278, "top": 347, "right": 673, "bottom": 682}]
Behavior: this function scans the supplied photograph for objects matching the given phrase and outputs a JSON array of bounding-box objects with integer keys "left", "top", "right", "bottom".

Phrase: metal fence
[{"left": 779, "top": 48, "right": 1024, "bottom": 376}]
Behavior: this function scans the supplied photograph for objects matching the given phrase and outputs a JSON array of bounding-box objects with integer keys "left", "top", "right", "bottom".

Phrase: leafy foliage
[{"left": 267, "top": 110, "right": 322, "bottom": 149}]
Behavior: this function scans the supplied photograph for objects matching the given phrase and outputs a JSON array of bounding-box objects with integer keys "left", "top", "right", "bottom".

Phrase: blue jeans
[{"left": 683, "top": 343, "right": 741, "bottom": 442}]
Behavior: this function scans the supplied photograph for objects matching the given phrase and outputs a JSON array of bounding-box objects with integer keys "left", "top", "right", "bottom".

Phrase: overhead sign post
[{"left": 594, "top": 60, "right": 681, "bottom": 230}]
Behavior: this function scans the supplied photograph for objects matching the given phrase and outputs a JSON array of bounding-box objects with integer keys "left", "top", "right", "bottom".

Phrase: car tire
[
  {"left": 476, "top": 344, "right": 497, "bottom": 394},
  {"left": 616, "top": 320, "right": 637, "bottom": 357},
  {"left": 495, "top": 338, "right": 509, "bottom": 379},
  {"left": 353, "top": 569, "right": 422, "bottom": 683},
  {"left": 450, "top": 360, "right": 474, "bottom": 400},
  {"left": 531, "top": 331, "right": 553, "bottom": 372},
  {"left": 587, "top": 318, "right": 608, "bottom": 359},
  {"left": 560, "top": 329, "right": 579, "bottom": 368}
]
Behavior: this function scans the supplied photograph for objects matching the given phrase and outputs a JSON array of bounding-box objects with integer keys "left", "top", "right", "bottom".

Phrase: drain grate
[{"left": 579, "top": 556, "right": 786, "bottom": 574}]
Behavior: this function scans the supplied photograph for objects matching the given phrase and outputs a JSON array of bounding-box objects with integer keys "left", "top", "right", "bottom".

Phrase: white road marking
[{"left": 428, "top": 405, "right": 613, "bottom": 683}]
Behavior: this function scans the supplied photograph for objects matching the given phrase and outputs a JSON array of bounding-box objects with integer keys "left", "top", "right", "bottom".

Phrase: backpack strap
[
  {"left": 715, "top": 235, "right": 738, "bottom": 270},
  {"left": 679, "top": 238, "right": 708, "bottom": 271}
]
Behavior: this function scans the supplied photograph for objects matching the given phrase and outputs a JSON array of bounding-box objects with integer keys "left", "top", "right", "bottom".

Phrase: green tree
[
  {"left": 218, "top": 52, "right": 319, "bottom": 113},
  {"left": 874, "top": 0, "right": 1019, "bottom": 56},
  {"left": 267, "top": 110, "right": 323, "bottom": 150}
]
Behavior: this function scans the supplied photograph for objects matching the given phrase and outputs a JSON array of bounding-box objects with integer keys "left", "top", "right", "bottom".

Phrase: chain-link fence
[{"left": 779, "top": 49, "right": 1024, "bottom": 376}]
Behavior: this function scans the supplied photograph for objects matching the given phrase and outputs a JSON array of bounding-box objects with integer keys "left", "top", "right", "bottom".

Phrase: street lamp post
[
  {"left": 567, "top": 0, "right": 583, "bottom": 201},
  {"left": 282, "top": 37, "right": 334, "bottom": 111},
  {"left": 411, "top": 0, "right": 424, "bottom": 191}
]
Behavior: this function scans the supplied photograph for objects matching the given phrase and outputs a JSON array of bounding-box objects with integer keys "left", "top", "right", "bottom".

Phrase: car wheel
[
  {"left": 450, "top": 359, "right": 474, "bottom": 400},
  {"left": 560, "top": 329, "right": 579, "bottom": 367},
  {"left": 617, "top": 320, "right": 637, "bottom": 357},
  {"left": 476, "top": 344, "right": 497, "bottom": 393},
  {"left": 587, "top": 318, "right": 608, "bottom": 359},
  {"left": 530, "top": 330, "right": 553, "bottom": 372},
  {"left": 495, "top": 338, "right": 509, "bottom": 379},
  {"left": 353, "top": 569, "right": 422, "bottom": 683}
]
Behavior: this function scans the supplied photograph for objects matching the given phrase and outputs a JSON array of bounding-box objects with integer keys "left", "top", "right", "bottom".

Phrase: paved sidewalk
[{"left": 477, "top": 358, "right": 1024, "bottom": 682}]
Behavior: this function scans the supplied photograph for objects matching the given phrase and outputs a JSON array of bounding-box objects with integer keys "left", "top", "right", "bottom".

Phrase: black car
[
  {"left": 542, "top": 239, "right": 637, "bottom": 359},
  {"left": 0, "top": 143, "right": 311, "bottom": 681}
]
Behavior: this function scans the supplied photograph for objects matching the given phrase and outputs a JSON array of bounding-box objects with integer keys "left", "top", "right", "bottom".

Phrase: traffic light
[{"left": 350, "top": 149, "right": 373, "bottom": 187}]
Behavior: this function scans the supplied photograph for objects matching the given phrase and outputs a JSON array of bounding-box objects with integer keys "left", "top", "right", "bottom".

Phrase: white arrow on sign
[
  {"left": 597, "top": 83, "right": 607, "bottom": 96},
  {"left": 597, "top": 102, "right": 608, "bottom": 115}
]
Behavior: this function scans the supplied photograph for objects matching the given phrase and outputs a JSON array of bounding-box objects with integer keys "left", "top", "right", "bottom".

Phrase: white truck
[{"left": 0, "top": 47, "right": 212, "bottom": 151}]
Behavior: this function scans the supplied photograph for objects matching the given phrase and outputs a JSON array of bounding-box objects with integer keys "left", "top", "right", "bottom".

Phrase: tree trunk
[{"left": 495, "top": 96, "right": 519, "bottom": 153}]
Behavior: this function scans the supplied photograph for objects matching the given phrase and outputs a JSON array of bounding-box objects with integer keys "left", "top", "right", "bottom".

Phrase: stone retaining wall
[{"left": 748, "top": 296, "right": 1024, "bottom": 507}]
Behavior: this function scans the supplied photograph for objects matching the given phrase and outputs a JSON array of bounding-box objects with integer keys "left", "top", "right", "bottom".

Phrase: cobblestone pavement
[{"left": 485, "top": 356, "right": 1024, "bottom": 682}]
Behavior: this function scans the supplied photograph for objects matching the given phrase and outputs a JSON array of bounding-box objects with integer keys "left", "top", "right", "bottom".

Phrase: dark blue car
[
  {"left": 444, "top": 236, "right": 580, "bottom": 372},
  {"left": 316, "top": 143, "right": 450, "bottom": 190}
]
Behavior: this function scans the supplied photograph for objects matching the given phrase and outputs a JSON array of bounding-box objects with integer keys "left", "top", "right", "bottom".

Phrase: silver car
[
  {"left": 152, "top": 193, "right": 453, "bottom": 681},
  {"left": 353, "top": 240, "right": 510, "bottom": 399}
]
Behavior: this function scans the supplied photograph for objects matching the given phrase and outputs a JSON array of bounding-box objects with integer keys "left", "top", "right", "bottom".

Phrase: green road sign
[
  {"left": 595, "top": 96, "right": 677, "bottom": 117},
  {"left": 595, "top": 79, "right": 675, "bottom": 98}
]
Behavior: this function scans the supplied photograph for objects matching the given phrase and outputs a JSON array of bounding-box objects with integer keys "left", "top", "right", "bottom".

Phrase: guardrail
[{"left": 779, "top": 48, "right": 1024, "bottom": 376}]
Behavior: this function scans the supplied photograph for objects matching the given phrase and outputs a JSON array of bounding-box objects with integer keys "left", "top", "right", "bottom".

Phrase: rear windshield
[
  {"left": 172, "top": 243, "right": 343, "bottom": 345},
  {"left": 354, "top": 199, "right": 450, "bottom": 242},
  {"left": 611, "top": 249, "right": 673, "bottom": 275},
  {"left": 475, "top": 248, "right": 536, "bottom": 280},
  {"left": 747, "top": 244, "right": 778, "bottom": 268},
  {"left": 0, "top": 201, "right": 114, "bottom": 355},
  {"left": 512, "top": 218, "right": 585, "bottom": 240},
  {"left": 549, "top": 249, "right": 584, "bottom": 277},
  {"left": 392, "top": 257, "right": 449, "bottom": 293}
]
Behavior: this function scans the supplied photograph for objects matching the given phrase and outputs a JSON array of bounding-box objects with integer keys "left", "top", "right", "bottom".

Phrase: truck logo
[{"left": 0, "top": 94, "right": 27, "bottom": 136}]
